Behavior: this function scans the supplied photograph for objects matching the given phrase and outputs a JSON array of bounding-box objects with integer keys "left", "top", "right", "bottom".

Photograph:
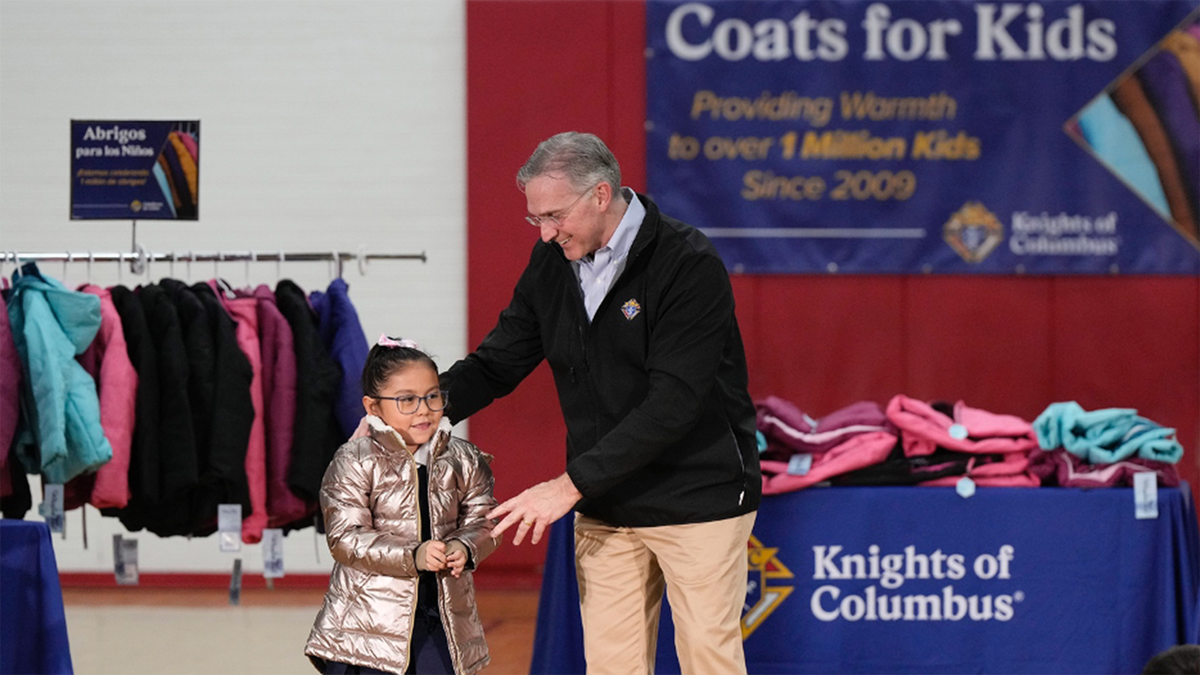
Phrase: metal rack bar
[{"left": 3, "top": 248, "right": 426, "bottom": 277}]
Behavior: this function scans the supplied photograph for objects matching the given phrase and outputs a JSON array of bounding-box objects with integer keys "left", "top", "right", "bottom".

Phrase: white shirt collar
[
  {"left": 602, "top": 188, "right": 644, "bottom": 264},
  {"left": 581, "top": 187, "right": 643, "bottom": 266}
]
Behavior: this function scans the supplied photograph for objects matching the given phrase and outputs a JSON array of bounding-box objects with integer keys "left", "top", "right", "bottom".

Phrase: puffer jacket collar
[{"left": 365, "top": 415, "right": 452, "bottom": 466}]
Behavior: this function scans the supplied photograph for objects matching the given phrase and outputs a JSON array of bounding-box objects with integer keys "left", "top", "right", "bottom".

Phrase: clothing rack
[{"left": 4, "top": 246, "right": 426, "bottom": 278}]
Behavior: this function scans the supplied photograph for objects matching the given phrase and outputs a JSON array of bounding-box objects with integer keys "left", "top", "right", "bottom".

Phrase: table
[
  {"left": 531, "top": 486, "right": 1200, "bottom": 674},
  {"left": 1, "top": 520, "right": 73, "bottom": 675}
]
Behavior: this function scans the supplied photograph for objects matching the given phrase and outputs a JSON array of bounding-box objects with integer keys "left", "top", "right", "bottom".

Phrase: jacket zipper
[
  {"left": 401, "top": 446, "right": 419, "bottom": 675},
  {"left": 727, "top": 425, "right": 748, "bottom": 506},
  {"left": 433, "top": 441, "right": 464, "bottom": 675}
]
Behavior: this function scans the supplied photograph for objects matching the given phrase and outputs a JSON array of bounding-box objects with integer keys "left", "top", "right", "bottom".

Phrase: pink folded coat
[
  {"left": 760, "top": 431, "right": 897, "bottom": 494},
  {"left": 886, "top": 395, "right": 1039, "bottom": 457}
]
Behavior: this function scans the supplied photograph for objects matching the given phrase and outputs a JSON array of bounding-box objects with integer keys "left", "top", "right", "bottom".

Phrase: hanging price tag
[
  {"left": 40, "top": 484, "right": 65, "bottom": 534},
  {"left": 218, "top": 503, "right": 243, "bottom": 552},
  {"left": 113, "top": 534, "right": 139, "bottom": 585},
  {"left": 1134, "top": 472, "right": 1158, "bottom": 520},
  {"left": 229, "top": 558, "right": 243, "bottom": 606},
  {"left": 262, "top": 528, "right": 285, "bottom": 579}
]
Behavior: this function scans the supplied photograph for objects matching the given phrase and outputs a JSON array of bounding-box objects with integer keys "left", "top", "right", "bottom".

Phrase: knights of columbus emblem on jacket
[
  {"left": 621, "top": 299, "right": 641, "bottom": 320},
  {"left": 743, "top": 536, "right": 794, "bottom": 638}
]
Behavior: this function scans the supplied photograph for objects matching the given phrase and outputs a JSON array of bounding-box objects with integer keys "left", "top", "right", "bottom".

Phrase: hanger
[
  {"left": 245, "top": 251, "right": 255, "bottom": 288},
  {"left": 357, "top": 245, "right": 368, "bottom": 276},
  {"left": 186, "top": 250, "right": 193, "bottom": 281},
  {"left": 63, "top": 252, "right": 72, "bottom": 286},
  {"left": 170, "top": 251, "right": 176, "bottom": 279},
  {"left": 87, "top": 251, "right": 94, "bottom": 282},
  {"left": 117, "top": 251, "right": 125, "bottom": 283},
  {"left": 276, "top": 250, "right": 283, "bottom": 282}
]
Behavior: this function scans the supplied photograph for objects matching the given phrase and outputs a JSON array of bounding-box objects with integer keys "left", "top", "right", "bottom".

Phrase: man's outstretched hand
[{"left": 488, "top": 473, "right": 581, "bottom": 545}]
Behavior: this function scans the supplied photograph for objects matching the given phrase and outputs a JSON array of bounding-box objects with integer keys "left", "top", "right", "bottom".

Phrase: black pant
[
  {"left": 405, "top": 612, "right": 455, "bottom": 675},
  {"left": 323, "top": 660, "right": 395, "bottom": 675},
  {"left": 320, "top": 617, "right": 452, "bottom": 675}
]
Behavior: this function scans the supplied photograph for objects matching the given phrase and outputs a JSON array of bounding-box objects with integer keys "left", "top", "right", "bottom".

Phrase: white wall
[{"left": 0, "top": 0, "right": 467, "bottom": 574}]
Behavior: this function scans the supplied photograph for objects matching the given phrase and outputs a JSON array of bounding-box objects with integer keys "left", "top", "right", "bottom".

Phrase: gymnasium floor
[{"left": 61, "top": 587, "right": 540, "bottom": 675}]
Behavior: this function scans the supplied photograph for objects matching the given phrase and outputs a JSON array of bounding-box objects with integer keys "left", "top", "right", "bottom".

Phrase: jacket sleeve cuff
[{"left": 565, "top": 462, "right": 595, "bottom": 501}]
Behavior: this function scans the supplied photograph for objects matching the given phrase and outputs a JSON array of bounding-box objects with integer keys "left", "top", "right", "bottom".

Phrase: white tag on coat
[
  {"left": 1134, "top": 472, "right": 1158, "bottom": 520},
  {"left": 262, "top": 528, "right": 285, "bottom": 579},
  {"left": 218, "top": 503, "right": 243, "bottom": 552}
]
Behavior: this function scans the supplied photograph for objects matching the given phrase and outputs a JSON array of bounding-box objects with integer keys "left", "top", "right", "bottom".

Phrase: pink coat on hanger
[
  {"left": 0, "top": 291, "right": 20, "bottom": 500},
  {"left": 209, "top": 281, "right": 268, "bottom": 544},
  {"left": 74, "top": 284, "right": 137, "bottom": 509}
]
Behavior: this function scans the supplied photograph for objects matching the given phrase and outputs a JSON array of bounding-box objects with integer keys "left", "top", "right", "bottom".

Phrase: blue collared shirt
[{"left": 573, "top": 187, "right": 645, "bottom": 321}]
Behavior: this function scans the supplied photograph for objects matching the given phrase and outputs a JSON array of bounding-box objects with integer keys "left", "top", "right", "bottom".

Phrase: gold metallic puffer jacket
[{"left": 305, "top": 417, "right": 500, "bottom": 675}]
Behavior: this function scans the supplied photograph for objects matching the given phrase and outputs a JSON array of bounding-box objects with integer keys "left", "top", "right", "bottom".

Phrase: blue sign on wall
[
  {"left": 71, "top": 120, "right": 200, "bottom": 220},
  {"left": 646, "top": 1, "right": 1200, "bottom": 273}
]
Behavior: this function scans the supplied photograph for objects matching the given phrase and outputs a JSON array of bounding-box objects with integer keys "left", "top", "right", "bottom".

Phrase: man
[{"left": 440, "top": 131, "right": 761, "bottom": 675}]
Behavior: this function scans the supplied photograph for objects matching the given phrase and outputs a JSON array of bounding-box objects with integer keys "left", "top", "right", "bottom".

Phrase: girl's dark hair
[
  {"left": 360, "top": 340, "right": 438, "bottom": 397},
  {"left": 1144, "top": 645, "right": 1200, "bottom": 674}
]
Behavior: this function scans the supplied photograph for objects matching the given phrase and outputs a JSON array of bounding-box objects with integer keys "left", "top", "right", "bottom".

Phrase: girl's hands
[
  {"left": 415, "top": 540, "right": 447, "bottom": 572},
  {"left": 444, "top": 540, "right": 468, "bottom": 578}
]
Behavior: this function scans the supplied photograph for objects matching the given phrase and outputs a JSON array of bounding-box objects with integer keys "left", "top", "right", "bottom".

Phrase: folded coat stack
[{"left": 755, "top": 393, "right": 1185, "bottom": 495}]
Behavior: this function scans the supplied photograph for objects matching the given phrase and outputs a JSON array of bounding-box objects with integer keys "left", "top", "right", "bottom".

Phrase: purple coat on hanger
[
  {"left": 309, "top": 278, "right": 369, "bottom": 438},
  {"left": 1138, "top": 48, "right": 1200, "bottom": 215},
  {"left": 250, "top": 284, "right": 311, "bottom": 527}
]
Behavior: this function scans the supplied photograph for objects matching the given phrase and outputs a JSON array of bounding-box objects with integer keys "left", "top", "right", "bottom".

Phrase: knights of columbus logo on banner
[
  {"left": 944, "top": 201, "right": 1005, "bottom": 263},
  {"left": 743, "top": 536, "right": 794, "bottom": 638}
]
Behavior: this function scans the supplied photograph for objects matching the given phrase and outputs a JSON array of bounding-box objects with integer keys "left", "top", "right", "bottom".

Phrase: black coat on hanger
[
  {"left": 110, "top": 284, "right": 201, "bottom": 537},
  {"left": 187, "top": 282, "right": 253, "bottom": 535},
  {"left": 274, "top": 279, "right": 343, "bottom": 507}
]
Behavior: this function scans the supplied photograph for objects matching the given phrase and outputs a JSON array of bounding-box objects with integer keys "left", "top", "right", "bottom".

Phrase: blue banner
[
  {"left": 532, "top": 486, "right": 1200, "bottom": 674},
  {"left": 71, "top": 120, "right": 200, "bottom": 220},
  {"left": 646, "top": 1, "right": 1200, "bottom": 273}
]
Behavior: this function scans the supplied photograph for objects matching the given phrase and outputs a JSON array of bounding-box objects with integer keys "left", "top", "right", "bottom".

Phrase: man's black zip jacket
[{"left": 441, "top": 193, "right": 761, "bottom": 527}]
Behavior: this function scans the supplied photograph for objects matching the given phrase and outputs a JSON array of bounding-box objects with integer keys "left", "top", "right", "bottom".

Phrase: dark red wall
[{"left": 466, "top": 1, "right": 1200, "bottom": 581}]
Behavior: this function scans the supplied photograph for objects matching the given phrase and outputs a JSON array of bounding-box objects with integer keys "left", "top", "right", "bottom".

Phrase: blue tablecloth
[
  {"left": 1, "top": 520, "right": 73, "bottom": 675},
  {"left": 531, "top": 486, "right": 1200, "bottom": 675}
]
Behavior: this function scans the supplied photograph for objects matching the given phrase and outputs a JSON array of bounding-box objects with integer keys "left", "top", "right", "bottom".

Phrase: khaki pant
[{"left": 574, "top": 511, "right": 757, "bottom": 675}]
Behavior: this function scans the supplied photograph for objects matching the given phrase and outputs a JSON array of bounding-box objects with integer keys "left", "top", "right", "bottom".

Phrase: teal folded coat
[
  {"left": 1034, "top": 401, "right": 1183, "bottom": 465},
  {"left": 7, "top": 263, "right": 113, "bottom": 483}
]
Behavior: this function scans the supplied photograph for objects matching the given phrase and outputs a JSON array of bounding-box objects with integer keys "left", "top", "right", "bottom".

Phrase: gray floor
[{"left": 64, "top": 604, "right": 320, "bottom": 675}]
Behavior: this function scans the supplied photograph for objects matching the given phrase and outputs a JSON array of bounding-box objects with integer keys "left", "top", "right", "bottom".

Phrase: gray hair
[{"left": 516, "top": 132, "right": 623, "bottom": 199}]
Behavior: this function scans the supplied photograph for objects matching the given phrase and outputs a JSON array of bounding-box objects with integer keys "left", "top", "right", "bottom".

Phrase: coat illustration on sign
[
  {"left": 154, "top": 127, "right": 199, "bottom": 219},
  {"left": 1069, "top": 21, "right": 1200, "bottom": 242}
]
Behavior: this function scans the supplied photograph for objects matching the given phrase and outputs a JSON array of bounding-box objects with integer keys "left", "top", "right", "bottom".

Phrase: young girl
[{"left": 306, "top": 335, "right": 500, "bottom": 675}]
